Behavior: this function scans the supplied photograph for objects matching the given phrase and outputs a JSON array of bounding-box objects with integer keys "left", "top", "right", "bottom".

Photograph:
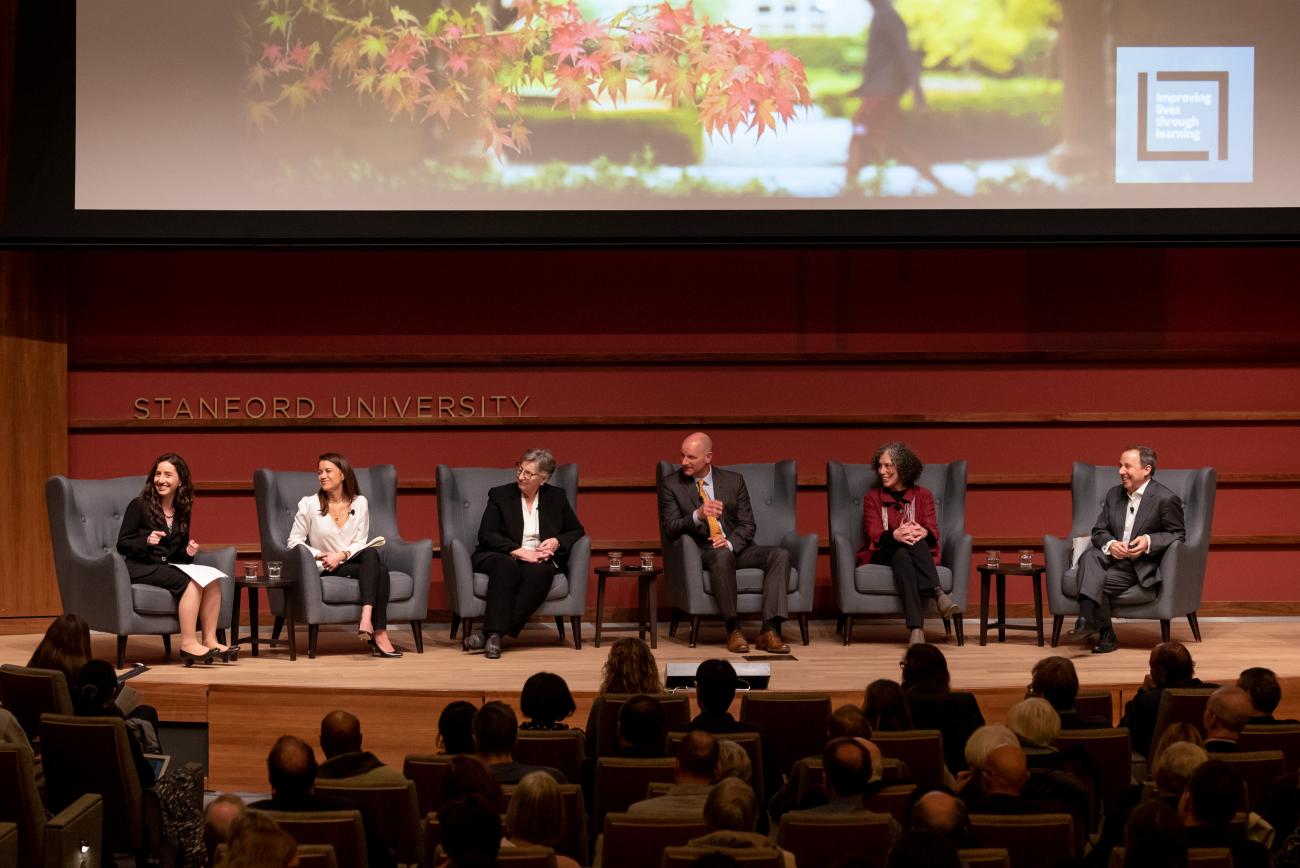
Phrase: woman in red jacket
[{"left": 856, "top": 441, "right": 959, "bottom": 645}]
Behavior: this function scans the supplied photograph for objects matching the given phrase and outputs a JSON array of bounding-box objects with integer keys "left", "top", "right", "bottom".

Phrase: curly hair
[
  {"left": 873, "top": 442, "right": 924, "bottom": 489},
  {"left": 600, "top": 637, "right": 662, "bottom": 695},
  {"left": 138, "top": 453, "right": 194, "bottom": 537}
]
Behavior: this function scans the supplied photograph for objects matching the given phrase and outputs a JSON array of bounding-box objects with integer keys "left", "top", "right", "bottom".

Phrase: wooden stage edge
[{"left": 5, "top": 617, "right": 1300, "bottom": 791}]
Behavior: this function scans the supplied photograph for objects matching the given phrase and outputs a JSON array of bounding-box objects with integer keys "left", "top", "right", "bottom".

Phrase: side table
[
  {"left": 231, "top": 577, "right": 299, "bottom": 660},
  {"left": 977, "top": 563, "right": 1047, "bottom": 647},
  {"left": 593, "top": 566, "right": 663, "bottom": 649}
]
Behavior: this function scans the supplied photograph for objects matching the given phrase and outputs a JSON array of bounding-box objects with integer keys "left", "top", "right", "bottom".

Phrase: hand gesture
[
  {"left": 147, "top": 529, "right": 166, "bottom": 546},
  {"left": 185, "top": 540, "right": 200, "bottom": 558},
  {"left": 1108, "top": 540, "right": 1132, "bottom": 560},
  {"left": 512, "top": 547, "right": 549, "bottom": 563},
  {"left": 700, "top": 498, "right": 724, "bottom": 519},
  {"left": 1127, "top": 535, "right": 1150, "bottom": 557},
  {"left": 710, "top": 533, "right": 729, "bottom": 549},
  {"left": 317, "top": 551, "right": 346, "bottom": 571},
  {"left": 537, "top": 538, "right": 560, "bottom": 557}
]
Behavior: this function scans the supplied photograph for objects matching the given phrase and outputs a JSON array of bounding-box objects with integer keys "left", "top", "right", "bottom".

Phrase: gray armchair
[
  {"left": 656, "top": 460, "right": 817, "bottom": 647},
  {"left": 254, "top": 464, "right": 432, "bottom": 658},
  {"left": 826, "top": 460, "right": 971, "bottom": 646},
  {"left": 44, "top": 476, "right": 236, "bottom": 669},
  {"left": 436, "top": 464, "right": 591, "bottom": 650},
  {"left": 1045, "top": 463, "right": 1216, "bottom": 646}
]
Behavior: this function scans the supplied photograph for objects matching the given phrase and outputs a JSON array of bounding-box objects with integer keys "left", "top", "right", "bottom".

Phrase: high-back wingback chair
[
  {"left": 45, "top": 475, "right": 237, "bottom": 668},
  {"left": 436, "top": 464, "right": 591, "bottom": 650},
  {"left": 1044, "top": 463, "right": 1216, "bottom": 646},
  {"left": 655, "top": 460, "right": 816, "bottom": 646},
  {"left": 254, "top": 464, "right": 432, "bottom": 658},
  {"left": 826, "top": 460, "right": 971, "bottom": 645}
]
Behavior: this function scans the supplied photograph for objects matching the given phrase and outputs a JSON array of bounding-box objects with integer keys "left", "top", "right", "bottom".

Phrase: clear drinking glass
[
  {"left": 640, "top": 552, "right": 655, "bottom": 570},
  {"left": 267, "top": 561, "right": 283, "bottom": 581},
  {"left": 985, "top": 550, "right": 1000, "bottom": 566},
  {"left": 1019, "top": 549, "right": 1034, "bottom": 567},
  {"left": 243, "top": 561, "right": 259, "bottom": 580},
  {"left": 607, "top": 551, "right": 623, "bottom": 571}
]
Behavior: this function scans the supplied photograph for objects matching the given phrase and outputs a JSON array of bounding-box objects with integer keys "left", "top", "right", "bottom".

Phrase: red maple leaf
[
  {"left": 444, "top": 52, "right": 470, "bottom": 76},
  {"left": 551, "top": 65, "right": 595, "bottom": 115},
  {"left": 549, "top": 27, "right": 586, "bottom": 64},
  {"left": 481, "top": 122, "right": 519, "bottom": 159},
  {"left": 290, "top": 41, "right": 312, "bottom": 67},
  {"left": 627, "top": 30, "right": 657, "bottom": 52},
  {"left": 420, "top": 87, "right": 466, "bottom": 125},
  {"left": 303, "top": 66, "right": 331, "bottom": 96},
  {"left": 654, "top": 2, "right": 694, "bottom": 35},
  {"left": 262, "top": 44, "right": 283, "bottom": 63}
]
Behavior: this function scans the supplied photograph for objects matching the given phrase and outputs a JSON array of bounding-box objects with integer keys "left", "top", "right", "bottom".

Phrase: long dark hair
[
  {"left": 138, "top": 453, "right": 194, "bottom": 537},
  {"left": 315, "top": 452, "right": 361, "bottom": 516},
  {"left": 901, "top": 644, "right": 951, "bottom": 694},
  {"left": 27, "top": 614, "right": 93, "bottom": 683},
  {"left": 864, "top": 678, "right": 914, "bottom": 732}
]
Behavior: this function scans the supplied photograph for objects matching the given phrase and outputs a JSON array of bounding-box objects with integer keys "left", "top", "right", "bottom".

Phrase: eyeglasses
[{"left": 516, "top": 466, "right": 546, "bottom": 481}]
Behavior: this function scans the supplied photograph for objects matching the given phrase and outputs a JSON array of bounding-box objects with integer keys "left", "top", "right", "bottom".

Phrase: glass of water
[
  {"left": 267, "top": 561, "right": 283, "bottom": 581},
  {"left": 243, "top": 561, "right": 259, "bottom": 580}
]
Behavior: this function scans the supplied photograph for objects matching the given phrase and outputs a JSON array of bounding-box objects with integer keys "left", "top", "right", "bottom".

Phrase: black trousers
[
  {"left": 1076, "top": 547, "right": 1141, "bottom": 629},
  {"left": 477, "top": 553, "right": 556, "bottom": 637},
  {"left": 871, "top": 540, "right": 941, "bottom": 629},
  {"left": 323, "top": 547, "right": 390, "bottom": 629},
  {"left": 700, "top": 543, "right": 790, "bottom": 625}
]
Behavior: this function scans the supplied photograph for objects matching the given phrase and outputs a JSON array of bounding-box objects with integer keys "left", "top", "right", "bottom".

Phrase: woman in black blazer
[
  {"left": 465, "top": 447, "right": 585, "bottom": 659},
  {"left": 116, "top": 453, "right": 231, "bottom": 665}
]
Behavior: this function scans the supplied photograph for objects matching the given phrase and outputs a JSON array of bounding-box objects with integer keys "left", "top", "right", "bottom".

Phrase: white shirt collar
[{"left": 1130, "top": 480, "right": 1150, "bottom": 499}]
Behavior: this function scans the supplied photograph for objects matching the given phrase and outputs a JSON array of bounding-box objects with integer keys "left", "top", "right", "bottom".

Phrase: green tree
[{"left": 895, "top": 0, "right": 1060, "bottom": 74}]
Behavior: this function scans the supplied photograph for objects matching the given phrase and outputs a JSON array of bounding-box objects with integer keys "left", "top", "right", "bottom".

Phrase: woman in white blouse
[{"left": 287, "top": 452, "right": 401, "bottom": 657}]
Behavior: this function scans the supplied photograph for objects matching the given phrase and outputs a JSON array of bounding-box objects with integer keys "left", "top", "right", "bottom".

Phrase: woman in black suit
[
  {"left": 116, "top": 453, "right": 231, "bottom": 665},
  {"left": 465, "top": 447, "right": 585, "bottom": 659}
]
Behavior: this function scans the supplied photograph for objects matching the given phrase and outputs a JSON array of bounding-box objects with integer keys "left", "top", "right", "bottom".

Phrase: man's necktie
[{"left": 696, "top": 478, "right": 724, "bottom": 538}]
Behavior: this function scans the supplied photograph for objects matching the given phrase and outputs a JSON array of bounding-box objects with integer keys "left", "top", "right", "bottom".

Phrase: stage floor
[{"left": 4, "top": 617, "right": 1297, "bottom": 790}]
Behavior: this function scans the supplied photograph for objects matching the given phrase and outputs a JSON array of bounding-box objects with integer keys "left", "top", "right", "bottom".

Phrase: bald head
[
  {"left": 981, "top": 745, "right": 1029, "bottom": 797},
  {"left": 267, "top": 734, "right": 318, "bottom": 796},
  {"left": 320, "top": 709, "right": 362, "bottom": 759},
  {"left": 912, "top": 790, "right": 967, "bottom": 838},
  {"left": 1205, "top": 686, "right": 1254, "bottom": 739},
  {"left": 680, "top": 433, "right": 715, "bottom": 479}
]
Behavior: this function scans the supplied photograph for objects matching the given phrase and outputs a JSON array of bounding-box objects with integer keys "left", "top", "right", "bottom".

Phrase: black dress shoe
[
  {"left": 485, "top": 634, "right": 502, "bottom": 659},
  {"left": 1091, "top": 627, "right": 1119, "bottom": 653},
  {"left": 368, "top": 639, "right": 403, "bottom": 658},
  {"left": 464, "top": 631, "right": 486, "bottom": 652},
  {"left": 1066, "top": 618, "right": 1102, "bottom": 642}
]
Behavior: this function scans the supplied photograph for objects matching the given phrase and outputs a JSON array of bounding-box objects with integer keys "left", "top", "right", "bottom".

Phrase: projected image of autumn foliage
[{"left": 241, "top": 0, "right": 813, "bottom": 196}]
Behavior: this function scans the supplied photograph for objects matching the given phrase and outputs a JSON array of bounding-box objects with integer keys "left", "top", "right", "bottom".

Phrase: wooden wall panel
[{"left": 0, "top": 252, "right": 67, "bottom": 616}]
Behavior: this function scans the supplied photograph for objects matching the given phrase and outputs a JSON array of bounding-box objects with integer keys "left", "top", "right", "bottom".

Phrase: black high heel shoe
[
  {"left": 217, "top": 645, "right": 239, "bottom": 663},
  {"left": 180, "top": 648, "right": 217, "bottom": 667},
  {"left": 368, "top": 639, "right": 403, "bottom": 658}
]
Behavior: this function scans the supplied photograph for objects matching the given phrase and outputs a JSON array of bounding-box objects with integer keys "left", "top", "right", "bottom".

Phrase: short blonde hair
[
  {"left": 505, "top": 772, "right": 564, "bottom": 847},
  {"left": 1006, "top": 698, "right": 1061, "bottom": 747},
  {"left": 964, "top": 725, "right": 1019, "bottom": 771},
  {"left": 715, "top": 739, "right": 752, "bottom": 784}
]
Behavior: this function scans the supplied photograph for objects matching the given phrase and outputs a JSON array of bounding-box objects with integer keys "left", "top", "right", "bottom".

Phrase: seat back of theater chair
[
  {"left": 864, "top": 784, "right": 917, "bottom": 825},
  {"left": 958, "top": 848, "right": 1011, "bottom": 868},
  {"left": 294, "top": 844, "right": 340, "bottom": 868},
  {"left": 1110, "top": 847, "right": 1233, "bottom": 868},
  {"left": 601, "top": 814, "right": 709, "bottom": 868},
  {"left": 264, "top": 810, "right": 366, "bottom": 868},
  {"left": 1074, "top": 691, "right": 1114, "bottom": 727},
  {"left": 777, "top": 812, "right": 896, "bottom": 868},
  {"left": 514, "top": 730, "right": 586, "bottom": 787},
  {"left": 1218, "top": 750, "right": 1286, "bottom": 814},
  {"left": 739, "top": 692, "right": 832, "bottom": 780},
  {"left": 0, "top": 665, "right": 73, "bottom": 743},
  {"left": 871, "top": 730, "right": 946, "bottom": 790},
  {"left": 593, "top": 757, "right": 677, "bottom": 833},
  {"left": 404, "top": 754, "right": 455, "bottom": 817},
  {"left": 316, "top": 779, "right": 423, "bottom": 866},
  {"left": 665, "top": 731, "right": 764, "bottom": 800},
  {"left": 498, "top": 844, "right": 559, "bottom": 867},
  {"left": 1050, "top": 727, "right": 1133, "bottom": 815},
  {"left": 661, "top": 845, "right": 784, "bottom": 867},
  {"left": 501, "top": 783, "right": 590, "bottom": 867},
  {"left": 39, "top": 713, "right": 145, "bottom": 855},
  {"left": 1238, "top": 724, "right": 1300, "bottom": 774},
  {"left": 595, "top": 694, "right": 692, "bottom": 758},
  {"left": 1149, "top": 688, "right": 1216, "bottom": 758},
  {"left": 968, "top": 813, "right": 1076, "bottom": 868}
]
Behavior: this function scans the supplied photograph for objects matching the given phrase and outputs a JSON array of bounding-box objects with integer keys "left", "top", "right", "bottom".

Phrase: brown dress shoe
[
  {"left": 726, "top": 630, "right": 750, "bottom": 654},
  {"left": 756, "top": 628, "right": 790, "bottom": 654}
]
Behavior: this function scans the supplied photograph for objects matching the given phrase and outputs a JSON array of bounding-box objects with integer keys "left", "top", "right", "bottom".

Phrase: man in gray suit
[
  {"left": 1068, "top": 445, "right": 1186, "bottom": 653},
  {"left": 659, "top": 432, "right": 791, "bottom": 654}
]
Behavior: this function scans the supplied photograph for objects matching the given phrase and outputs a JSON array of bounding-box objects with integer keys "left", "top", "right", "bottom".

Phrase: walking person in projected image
[
  {"left": 287, "top": 452, "right": 402, "bottom": 657},
  {"left": 116, "top": 452, "right": 234, "bottom": 665}
]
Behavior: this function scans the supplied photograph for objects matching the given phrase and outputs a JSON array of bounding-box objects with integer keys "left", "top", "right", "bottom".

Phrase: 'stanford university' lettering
[{"left": 131, "top": 395, "right": 532, "bottom": 419}]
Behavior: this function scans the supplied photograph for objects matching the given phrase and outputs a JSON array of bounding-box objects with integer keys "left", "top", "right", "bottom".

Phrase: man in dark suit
[
  {"left": 1067, "top": 445, "right": 1186, "bottom": 653},
  {"left": 250, "top": 735, "right": 396, "bottom": 868},
  {"left": 1238, "top": 667, "right": 1300, "bottom": 725},
  {"left": 1027, "top": 656, "right": 1110, "bottom": 729},
  {"left": 1201, "top": 686, "right": 1253, "bottom": 753},
  {"left": 1120, "top": 641, "right": 1216, "bottom": 758},
  {"left": 658, "top": 432, "right": 791, "bottom": 654}
]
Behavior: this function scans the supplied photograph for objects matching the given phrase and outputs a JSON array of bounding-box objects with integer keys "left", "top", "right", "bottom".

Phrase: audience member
[
  {"left": 203, "top": 793, "right": 246, "bottom": 867},
  {"left": 249, "top": 735, "right": 395, "bottom": 868},
  {"left": 1154, "top": 722, "right": 1205, "bottom": 756},
  {"left": 1120, "top": 642, "right": 1216, "bottom": 758},
  {"left": 1122, "top": 800, "right": 1188, "bottom": 868},
  {"left": 1153, "top": 742, "right": 1209, "bottom": 806},
  {"left": 779, "top": 737, "right": 900, "bottom": 842},
  {"left": 909, "top": 788, "right": 971, "bottom": 848},
  {"left": 1028, "top": 656, "right": 1109, "bottom": 729},
  {"left": 688, "top": 778, "right": 795, "bottom": 868},
  {"left": 583, "top": 637, "right": 662, "bottom": 753},
  {"left": 504, "top": 771, "right": 581, "bottom": 868},
  {"left": 73, "top": 659, "right": 157, "bottom": 787},
  {"left": 900, "top": 645, "right": 984, "bottom": 772},
  {"left": 616, "top": 694, "right": 667, "bottom": 757},
  {"left": 769, "top": 704, "right": 871, "bottom": 822},
  {"left": 473, "top": 700, "right": 566, "bottom": 784},
  {"left": 1238, "top": 667, "right": 1298, "bottom": 724},
  {"left": 627, "top": 730, "right": 719, "bottom": 818},
  {"left": 440, "top": 794, "right": 503, "bottom": 868},
  {"left": 317, "top": 709, "right": 406, "bottom": 784},
  {"left": 673, "top": 659, "right": 781, "bottom": 801},
  {"left": 1006, "top": 697, "right": 1061, "bottom": 755},
  {"left": 519, "top": 672, "right": 578, "bottom": 731},
  {"left": 437, "top": 701, "right": 477, "bottom": 755},
  {"left": 26, "top": 613, "right": 93, "bottom": 686},
  {"left": 1179, "top": 761, "right": 1269, "bottom": 868},
  {"left": 963, "top": 744, "right": 1057, "bottom": 815},
  {"left": 716, "top": 739, "right": 752, "bottom": 785},
  {"left": 886, "top": 830, "right": 961, "bottom": 868},
  {"left": 864, "top": 679, "right": 913, "bottom": 732},
  {"left": 440, "top": 754, "right": 507, "bottom": 814},
  {"left": 959, "top": 725, "right": 1019, "bottom": 795},
  {"left": 1202, "top": 686, "right": 1254, "bottom": 753},
  {"left": 1091, "top": 736, "right": 1207, "bottom": 867},
  {"left": 0, "top": 707, "right": 34, "bottom": 763},
  {"left": 215, "top": 809, "right": 296, "bottom": 868}
]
